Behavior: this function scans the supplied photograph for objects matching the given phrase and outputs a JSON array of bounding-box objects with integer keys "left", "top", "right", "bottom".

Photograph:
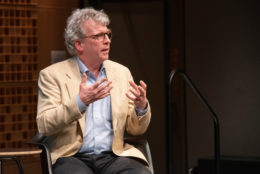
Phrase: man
[{"left": 36, "top": 7, "right": 151, "bottom": 174}]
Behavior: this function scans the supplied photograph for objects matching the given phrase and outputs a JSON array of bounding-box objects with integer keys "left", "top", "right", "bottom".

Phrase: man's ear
[{"left": 75, "top": 40, "right": 83, "bottom": 52}]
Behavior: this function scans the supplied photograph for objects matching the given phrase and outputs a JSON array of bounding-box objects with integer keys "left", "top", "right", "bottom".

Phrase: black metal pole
[
  {"left": 167, "top": 74, "right": 174, "bottom": 174},
  {"left": 164, "top": 0, "right": 174, "bottom": 173},
  {"left": 168, "top": 69, "right": 220, "bottom": 174}
]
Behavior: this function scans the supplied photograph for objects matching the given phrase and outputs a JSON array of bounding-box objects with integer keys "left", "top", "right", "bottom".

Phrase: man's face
[{"left": 80, "top": 19, "right": 111, "bottom": 64}]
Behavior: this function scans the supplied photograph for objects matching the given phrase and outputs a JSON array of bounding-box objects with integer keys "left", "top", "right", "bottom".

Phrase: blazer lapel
[
  {"left": 104, "top": 60, "right": 119, "bottom": 129},
  {"left": 65, "top": 58, "right": 85, "bottom": 136}
]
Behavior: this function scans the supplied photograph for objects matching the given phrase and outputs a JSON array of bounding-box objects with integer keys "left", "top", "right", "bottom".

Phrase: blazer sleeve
[
  {"left": 125, "top": 70, "right": 151, "bottom": 135},
  {"left": 36, "top": 68, "right": 83, "bottom": 136}
]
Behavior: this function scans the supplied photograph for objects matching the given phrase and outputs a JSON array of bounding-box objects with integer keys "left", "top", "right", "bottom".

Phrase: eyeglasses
[{"left": 84, "top": 30, "right": 112, "bottom": 42}]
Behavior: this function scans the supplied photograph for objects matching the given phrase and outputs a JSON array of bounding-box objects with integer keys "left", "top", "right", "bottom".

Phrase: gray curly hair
[{"left": 64, "top": 7, "right": 110, "bottom": 56}]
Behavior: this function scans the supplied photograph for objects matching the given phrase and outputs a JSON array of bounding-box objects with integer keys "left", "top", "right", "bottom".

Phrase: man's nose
[{"left": 103, "top": 35, "right": 111, "bottom": 44}]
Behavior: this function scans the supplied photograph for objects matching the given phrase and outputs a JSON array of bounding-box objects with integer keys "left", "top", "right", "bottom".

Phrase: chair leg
[
  {"left": 12, "top": 157, "right": 24, "bottom": 174},
  {"left": 0, "top": 157, "right": 24, "bottom": 174}
]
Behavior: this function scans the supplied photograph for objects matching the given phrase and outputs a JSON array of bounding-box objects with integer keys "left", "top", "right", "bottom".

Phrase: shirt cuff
[
  {"left": 76, "top": 95, "right": 87, "bottom": 112},
  {"left": 135, "top": 103, "right": 148, "bottom": 116}
]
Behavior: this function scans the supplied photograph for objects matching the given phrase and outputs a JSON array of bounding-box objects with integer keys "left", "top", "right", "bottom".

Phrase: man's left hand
[{"left": 126, "top": 80, "right": 148, "bottom": 110}]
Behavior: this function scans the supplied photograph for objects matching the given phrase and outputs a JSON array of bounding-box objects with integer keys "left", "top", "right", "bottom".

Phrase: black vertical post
[
  {"left": 182, "top": 0, "right": 188, "bottom": 173},
  {"left": 164, "top": 0, "right": 173, "bottom": 173}
]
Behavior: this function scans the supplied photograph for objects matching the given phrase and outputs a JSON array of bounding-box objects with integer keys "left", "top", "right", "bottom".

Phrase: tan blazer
[{"left": 36, "top": 58, "right": 151, "bottom": 165}]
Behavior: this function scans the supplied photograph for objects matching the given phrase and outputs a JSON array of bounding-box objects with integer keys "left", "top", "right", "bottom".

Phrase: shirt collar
[{"left": 76, "top": 57, "right": 105, "bottom": 75}]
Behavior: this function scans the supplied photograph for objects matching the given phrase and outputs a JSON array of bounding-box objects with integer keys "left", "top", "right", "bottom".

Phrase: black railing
[{"left": 167, "top": 69, "right": 220, "bottom": 174}]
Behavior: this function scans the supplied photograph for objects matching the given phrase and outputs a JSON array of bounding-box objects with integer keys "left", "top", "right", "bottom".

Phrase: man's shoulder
[
  {"left": 105, "top": 59, "right": 129, "bottom": 71},
  {"left": 40, "top": 58, "right": 74, "bottom": 73}
]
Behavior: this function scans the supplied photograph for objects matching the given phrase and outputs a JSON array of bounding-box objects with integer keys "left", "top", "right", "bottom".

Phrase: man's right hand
[{"left": 79, "top": 73, "right": 113, "bottom": 106}]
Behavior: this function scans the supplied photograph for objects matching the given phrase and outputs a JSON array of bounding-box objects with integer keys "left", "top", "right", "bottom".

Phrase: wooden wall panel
[
  {"left": 0, "top": 0, "right": 39, "bottom": 149},
  {"left": 37, "top": 1, "right": 77, "bottom": 70},
  {"left": 0, "top": 0, "right": 77, "bottom": 173}
]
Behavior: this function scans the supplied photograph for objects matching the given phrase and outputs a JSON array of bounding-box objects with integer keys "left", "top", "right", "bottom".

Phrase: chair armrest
[
  {"left": 29, "top": 132, "right": 48, "bottom": 144},
  {"left": 124, "top": 137, "right": 154, "bottom": 174},
  {"left": 27, "top": 132, "right": 53, "bottom": 174}
]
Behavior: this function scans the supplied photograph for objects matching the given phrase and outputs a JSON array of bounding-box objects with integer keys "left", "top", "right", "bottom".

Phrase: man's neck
[
  {"left": 80, "top": 57, "right": 103, "bottom": 78},
  {"left": 89, "top": 65, "right": 102, "bottom": 78}
]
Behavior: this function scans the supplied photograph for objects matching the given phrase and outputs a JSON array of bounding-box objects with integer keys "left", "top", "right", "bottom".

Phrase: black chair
[{"left": 29, "top": 133, "right": 154, "bottom": 174}]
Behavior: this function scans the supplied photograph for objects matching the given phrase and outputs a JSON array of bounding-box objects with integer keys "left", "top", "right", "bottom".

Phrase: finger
[
  {"left": 97, "top": 86, "right": 113, "bottom": 98},
  {"left": 92, "top": 78, "right": 107, "bottom": 88},
  {"left": 129, "top": 81, "right": 138, "bottom": 91},
  {"left": 138, "top": 86, "right": 145, "bottom": 96},
  {"left": 99, "top": 86, "right": 113, "bottom": 97},
  {"left": 100, "top": 85, "right": 113, "bottom": 95},
  {"left": 97, "top": 81, "right": 112, "bottom": 92},
  {"left": 99, "top": 93, "right": 110, "bottom": 99},
  {"left": 96, "top": 83, "right": 113, "bottom": 93},
  {"left": 98, "top": 86, "right": 113, "bottom": 99},
  {"left": 81, "top": 73, "right": 88, "bottom": 84},
  {"left": 139, "top": 80, "right": 147, "bottom": 90},
  {"left": 129, "top": 88, "right": 140, "bottom": 97},
  {"left": 126, "top": 93, "right": 136, "bottom": 101}
]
